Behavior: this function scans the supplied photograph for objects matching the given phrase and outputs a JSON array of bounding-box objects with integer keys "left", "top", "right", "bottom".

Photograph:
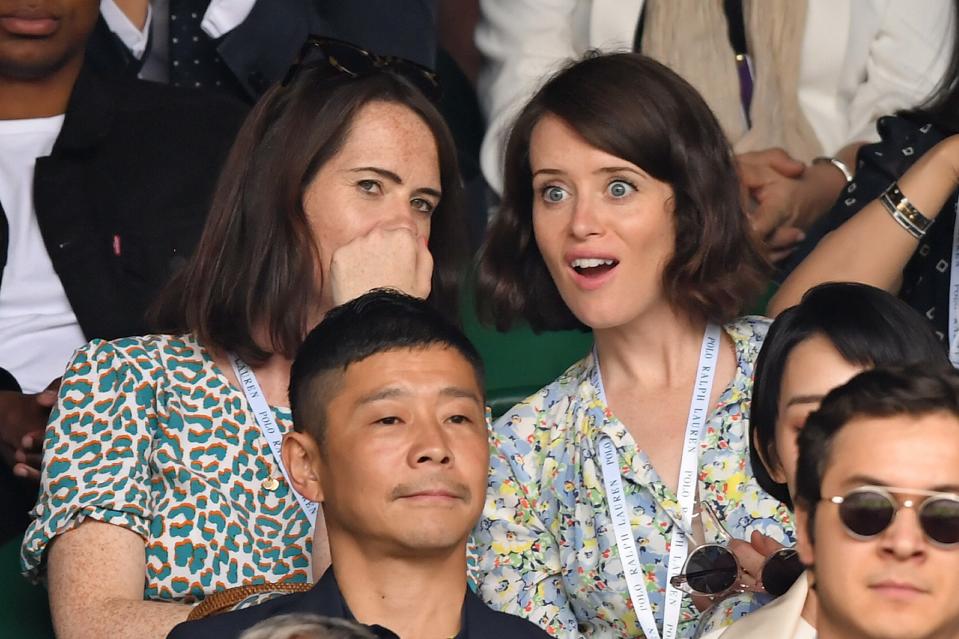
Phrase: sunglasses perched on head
[
  {"left": 282, "top": 36, "right": 441, "bottom": 102},
  {"left": 669, "top": 503, "right": 804, "bottom": 598},
  {"left": 826, "top": 485, "right": 959, "bottom": 547}
]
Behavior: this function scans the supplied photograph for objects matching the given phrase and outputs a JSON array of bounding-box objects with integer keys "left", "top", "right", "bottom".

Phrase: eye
[
  {"left": 447, "top": 414, "right": 472, "bottom": 425},
  {"left": 411, "top": 197, "right": 436, "bottom": 215},
  {"left": 375, "top": 416, "right": 403, "bottom": 426},
  {"left": 357, "top": 179, "right": 382, "bottom": 195},
  {"left": 607, "top": 179, "right": 636, "bottom": 199},
  {"left": 540, "top": 185, "right": 569, "bottom": 204}
]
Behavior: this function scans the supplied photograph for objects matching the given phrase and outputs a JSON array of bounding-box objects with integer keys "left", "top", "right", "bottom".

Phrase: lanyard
[
  {"left": 949, "top": 195, "right": 959, "bottom": 368},
  {"left": 228, "top": 352, "right": 319, "bottom": 523},
  {"left": 595, "top": 323, "right": 721, "bottom": 639}
]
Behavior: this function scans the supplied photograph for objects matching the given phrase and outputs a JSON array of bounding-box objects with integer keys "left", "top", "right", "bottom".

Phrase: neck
[
  {"left": 330, "top": 533, "right": 467, "bottom": 639},
  {"left": 799, "top": 574, "right": 817, "bottom": 626},
  {"left": 593, "top": 303, "right": 710, "bottom": 389},
  {"left": 0, "top": 55, "right": 83, "bottom": 120}
]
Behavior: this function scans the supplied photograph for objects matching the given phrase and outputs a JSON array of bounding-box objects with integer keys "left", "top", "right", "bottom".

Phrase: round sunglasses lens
[
  {"left": 919, "top": 497, "right": 959, "bottom": 545},
  {"left": 760, "top": 548, "right": 804, "bottom": 597},
  {"left": 684, "top": 545, "right": 738, "bottom": 595},
  {"left": 839, "top": 490, "right": 895, "bottom": 537}
]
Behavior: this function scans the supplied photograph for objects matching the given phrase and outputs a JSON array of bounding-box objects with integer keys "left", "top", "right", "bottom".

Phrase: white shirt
[
  {"left": 99, "top": 0, "right": 257, "bottom": 82},
  {"left": 0, "top": 116, "right": 86, "bottom": 393},
  {"left": 476, "top": 0, "right": 955, "bottom": 193}
]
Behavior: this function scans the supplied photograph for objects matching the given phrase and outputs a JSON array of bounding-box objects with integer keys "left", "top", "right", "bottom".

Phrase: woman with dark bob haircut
[
  {"left": 471, "top": 52, "right": 791, "bottom": 639},
  {"left": 697, "top": 282, "right": 950, "bottom": 639},
  {"left": 22, "top": 38, "right": 466, "bottom": 639}
]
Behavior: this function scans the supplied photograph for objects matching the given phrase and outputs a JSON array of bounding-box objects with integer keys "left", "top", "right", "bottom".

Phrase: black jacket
[
  {"left": 86, "top": 1, "right": 438, "bottom": 102},
  {"left": 0, "top": 66, "right": 246, "bottom": 386},
  {"left": 167, "top": 569, "right": 551, "bottom": 639}
]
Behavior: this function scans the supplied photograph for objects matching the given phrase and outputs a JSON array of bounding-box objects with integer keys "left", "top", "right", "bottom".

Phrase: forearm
[
  {"left": 51, "top": 598, "right": 192, "bottom": 639},
  {"left": 770, "top": 137, "right": 959, "bottom": 315}
]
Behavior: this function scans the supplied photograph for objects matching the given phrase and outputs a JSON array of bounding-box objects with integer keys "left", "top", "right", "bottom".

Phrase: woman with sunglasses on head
[
  {"left": 697, "top": 282, "right": 951, "bottom": 639},
  {"left": 20, "top": 37, "right": 465, "bottom": 639},
  {"left": 471, "top": 52, "right": 793, "bottom": 639}
]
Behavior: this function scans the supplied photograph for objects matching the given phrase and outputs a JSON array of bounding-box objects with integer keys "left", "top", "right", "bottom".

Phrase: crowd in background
[{"left": 2, "top": 1, "right": 959, "bottom": 638}]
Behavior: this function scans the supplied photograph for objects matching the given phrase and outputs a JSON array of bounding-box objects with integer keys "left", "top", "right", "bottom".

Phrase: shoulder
[
  {"left": 466, "top": 590, "right": 552, "bottom": 637},
  {"left": 168, "top": 589, "right": 312, "bottom": 639},
  {"left": 724, "top": 315, "right": 770, "bottom": 361},
  {"left": 493, "top": 355, "right": 593, "bottom": 425}
]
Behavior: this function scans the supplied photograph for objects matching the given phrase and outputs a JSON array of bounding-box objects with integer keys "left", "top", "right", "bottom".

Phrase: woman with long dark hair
[{"left": 21, "top": 38, "right": 466, "bottom": 639}]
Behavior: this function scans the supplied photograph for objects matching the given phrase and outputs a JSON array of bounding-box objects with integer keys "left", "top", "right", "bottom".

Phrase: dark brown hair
[
  {"left": 477, "top": 52, "right": 767, "bottom": 331},
  {"left": 153, "top": 67, "right": 466, "bottom": 363}
]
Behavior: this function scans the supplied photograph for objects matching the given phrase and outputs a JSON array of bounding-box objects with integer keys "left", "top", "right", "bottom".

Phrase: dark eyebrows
[
  {"left": 439, "top": 386, "right": 482, "bottom": 404},
  {"left": 785, "top": 394, "right": 825, "bottom": 408},
  {"left": 531, "top": 166, "right": 645, "bottom": 179},
  {"left": 349, "top": 166, "right": 441, "bottom": 199},
  {"left": 839, "top": 474, "right": 959, "bottom": 494},
  {"left": 354, "top": 385, "right": 481, "bottom": 406}
]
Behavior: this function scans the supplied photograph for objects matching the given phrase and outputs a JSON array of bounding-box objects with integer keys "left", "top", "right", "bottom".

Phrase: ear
[
  {"left": 794, "top": 502, "right": 815, "bottom": 568},
  {"left": 282, "top": 431, "right": 325, "bottom": 503},
  {"left": 752, "top": 426, "right": 788, "bottom": 484}
]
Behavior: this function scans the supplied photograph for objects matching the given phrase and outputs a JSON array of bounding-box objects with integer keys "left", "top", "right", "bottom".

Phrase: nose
[
  {"left": 569, "top": 196, "right": 602, "bottom": 240},
  {"left": 380, "top": 198, "right": 422, "bottom": 237},
  {"left": 879, "top": 505, "right": 927, "bottom": 560},
  {"left": 407, "top": 415, "right": 454, "bottom": 467}
]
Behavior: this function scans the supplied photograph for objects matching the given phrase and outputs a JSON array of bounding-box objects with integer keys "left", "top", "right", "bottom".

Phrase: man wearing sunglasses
[{"left": 708, "top": 365, "right": 959, "bottom": 639}]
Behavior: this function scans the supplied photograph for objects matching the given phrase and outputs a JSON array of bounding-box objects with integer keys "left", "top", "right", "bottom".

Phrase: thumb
[
  {"left": 35, "top": 390, "right": 58, "bottom": 408},
  {"left": 767, "top": 152, "right": 805, "bottom": 178},
  {"left": 414, "top": 240, "right": 434, "bottom": 300},
  {"left": 750, "top": 530, "right": 786, "bottom": 556}
]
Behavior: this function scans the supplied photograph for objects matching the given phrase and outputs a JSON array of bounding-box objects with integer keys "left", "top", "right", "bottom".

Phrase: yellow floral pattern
[{"left": 470, "top": 317, "right": 794, "bottom": 638}]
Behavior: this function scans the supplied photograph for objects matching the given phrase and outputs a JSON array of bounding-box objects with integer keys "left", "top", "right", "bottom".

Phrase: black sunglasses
[
  {"left": 669, "top": 504, "right": 804, "bottom": 598},
  {"left": 827, "top": 485, "right": 959, "bottom": 547},
  {"left": 281, "top": 36, "right": 441, "bottom": 102}
]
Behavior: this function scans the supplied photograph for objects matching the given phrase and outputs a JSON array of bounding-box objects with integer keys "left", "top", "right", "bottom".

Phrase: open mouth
[{"left": 569, "top": 257, "right": 619, "bottom": 277}]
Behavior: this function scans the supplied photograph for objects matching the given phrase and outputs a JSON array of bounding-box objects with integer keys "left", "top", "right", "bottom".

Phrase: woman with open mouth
[{"left": 471, "top": 51, "right": 794, "bottom": 638}]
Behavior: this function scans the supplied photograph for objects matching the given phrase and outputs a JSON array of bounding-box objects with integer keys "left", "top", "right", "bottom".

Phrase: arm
[
  {"left": 471, "top": 413, "right": 579, "bottom": 637},
  {"left": 841, "top": 0, "right": 954, "bottom": 150},
  {"left": 475, "top": 0, "right": 583, "bottom": 193},
  {"left": 769, "top": 135, "right": 959, "bottom": 315},
  {"left": 47, "top": 521, "right": 191, "bottom": 639}
]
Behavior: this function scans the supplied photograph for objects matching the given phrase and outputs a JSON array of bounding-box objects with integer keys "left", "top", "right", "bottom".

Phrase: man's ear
[
  {"left": 752, "top": 427, "right": 787, "bottom": 484},
  {"left": 282, "top": 431, "right": 324, "bottom": 503},
  {"left": 794, "top": 502, "right": 814, "bottom": 568}
]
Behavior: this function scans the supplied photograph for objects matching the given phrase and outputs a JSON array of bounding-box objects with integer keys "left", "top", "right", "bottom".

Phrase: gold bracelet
[{"left": 878, "top": 182, "right": 933, "bottom": 240}]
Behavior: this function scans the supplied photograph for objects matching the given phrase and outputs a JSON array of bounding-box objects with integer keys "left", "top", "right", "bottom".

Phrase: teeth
[{"left": 570, "top": 258, "right": 615, "bottom": 269}]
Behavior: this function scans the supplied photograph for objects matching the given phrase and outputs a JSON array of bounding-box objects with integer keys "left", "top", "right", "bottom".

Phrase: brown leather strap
[{"left": 189, "top": 582, "right": 313, "bottom": 621}]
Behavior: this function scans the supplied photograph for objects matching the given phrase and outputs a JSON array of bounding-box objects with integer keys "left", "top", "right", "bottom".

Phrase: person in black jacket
[
  {"left": 0, "top": 0, "right": 245, "bottom": 540},
  {"left": 167, "top": 291, "right": 549, "bottom": 639}
]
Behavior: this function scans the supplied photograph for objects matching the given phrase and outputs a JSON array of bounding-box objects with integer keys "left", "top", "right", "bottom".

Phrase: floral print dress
[{"left": 470, "top": 317, "right": 794, "bottom": 638}]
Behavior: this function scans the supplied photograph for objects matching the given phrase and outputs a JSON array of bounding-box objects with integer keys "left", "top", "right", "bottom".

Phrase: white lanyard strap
[
  {"left": 597, "top": 323, "right": 721, "bottom": 639},
  {"left": 228, "top": 352, "right": 319, "bottom": 522},
  {"left": 949, "top": 195, "right": 959, "bottom": 368}
]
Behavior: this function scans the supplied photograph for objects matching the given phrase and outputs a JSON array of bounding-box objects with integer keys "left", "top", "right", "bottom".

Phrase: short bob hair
[
  {"left": 154, "top": 63, "right": 466, "bottom": 364},
  {"left": 477, "top": 51, "right": 766, "bottom": 331},
  {"left": 794, "top": 365, "right": 959, "bottom": 539},
  {"left": 751, "top": 283, "right": 949, "bottom": 509}
]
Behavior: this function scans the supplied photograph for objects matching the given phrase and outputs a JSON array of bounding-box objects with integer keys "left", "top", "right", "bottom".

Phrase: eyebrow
[
  {"left": 349, "top": 166, "right": 441, "bottom": 199},
  {"left": 531, "top": 166, "right": 643, "bottom": 179},
  {"left": 784, "top": 394, "right": 825, "bottom": 408},
  {"left": 355, "top": 385, "right": 482, "bottom": 406},
  {"left": 840, "top": 474, "right": 959, "bottom": 494}
]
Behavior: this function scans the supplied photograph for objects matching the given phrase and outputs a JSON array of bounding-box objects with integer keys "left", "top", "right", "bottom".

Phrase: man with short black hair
[
  {"left": 729, "top": 365, "right": 959, "bottom": 639},
  {"left": 168, "top": 290, "right": 549, "bottom": 639}
]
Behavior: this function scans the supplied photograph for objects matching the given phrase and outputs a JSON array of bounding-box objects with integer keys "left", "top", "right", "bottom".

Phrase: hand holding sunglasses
[
  {"left": 826, "top": 485, "right": 959, "bottom": 546},
  {"left": 669, "top": 503, "right": 804, "bottom": 599}
]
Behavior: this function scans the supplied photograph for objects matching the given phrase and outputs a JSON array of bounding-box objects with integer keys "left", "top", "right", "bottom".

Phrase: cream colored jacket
[{"left": 476, "top": 0, "right": 955, "bottom": 193}]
